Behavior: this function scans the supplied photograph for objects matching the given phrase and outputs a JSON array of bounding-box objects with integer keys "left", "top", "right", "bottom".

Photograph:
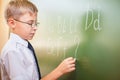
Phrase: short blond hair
[{"left": 5, "top": 0, "right": 38, "bottom": 22}]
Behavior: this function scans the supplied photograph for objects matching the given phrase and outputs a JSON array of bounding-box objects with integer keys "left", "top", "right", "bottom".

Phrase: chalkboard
[{"left": 31, "top": 0, "right": 120, "bottom": 80}]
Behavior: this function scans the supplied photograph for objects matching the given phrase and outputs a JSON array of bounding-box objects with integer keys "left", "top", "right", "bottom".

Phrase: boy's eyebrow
[{"left": 27, "top": 20, "right": 37, "bottom": 23}]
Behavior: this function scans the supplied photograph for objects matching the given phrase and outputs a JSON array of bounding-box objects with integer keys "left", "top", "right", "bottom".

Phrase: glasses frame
[{"left": 14, "top": 18, "right": 40, "bottom": 28}]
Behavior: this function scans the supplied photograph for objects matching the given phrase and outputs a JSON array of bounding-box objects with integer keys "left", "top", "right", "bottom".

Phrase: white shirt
[{"left": 0, "top": 33, "right": 39, "bottom": 80}]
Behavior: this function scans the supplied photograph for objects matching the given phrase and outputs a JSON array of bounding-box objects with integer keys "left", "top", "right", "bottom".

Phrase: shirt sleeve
[{"left": 3, "top": 50, "right": 31, "bottom": 80}]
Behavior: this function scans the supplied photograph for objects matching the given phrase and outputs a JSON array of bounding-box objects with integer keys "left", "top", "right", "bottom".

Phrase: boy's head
[
  {"left": 5, "top": 0, "right": 39, "bottom": 40},
  {"left": 5, "top": 0, "right": 38, "bottom": 21}
]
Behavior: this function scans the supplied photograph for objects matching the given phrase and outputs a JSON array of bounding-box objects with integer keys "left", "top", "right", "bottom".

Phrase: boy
[{"left": 0, "top": 0, "right": 76, "bottom": 80}]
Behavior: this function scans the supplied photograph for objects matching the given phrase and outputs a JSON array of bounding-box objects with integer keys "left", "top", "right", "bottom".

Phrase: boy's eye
[{"left": 27, "top": 23, "right": 33, "bottom": 25}]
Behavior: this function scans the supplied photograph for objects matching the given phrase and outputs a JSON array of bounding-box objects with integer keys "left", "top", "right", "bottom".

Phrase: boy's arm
[{"left": 41, "top": 57, "right": 76, "bottom": 80}]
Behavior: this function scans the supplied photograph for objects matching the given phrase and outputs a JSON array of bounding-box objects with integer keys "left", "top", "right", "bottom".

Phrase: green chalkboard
[{"left": 31, "top": 0, "right": 120, "bottom": 80}]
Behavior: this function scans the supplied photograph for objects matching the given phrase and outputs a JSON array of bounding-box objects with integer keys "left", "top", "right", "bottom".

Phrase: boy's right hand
[
  {"left": 41, "top": 57, "right": 76, "bottom": 80},
  {"left": 56, "top": 57, "right": 76, "bottom": 75}
]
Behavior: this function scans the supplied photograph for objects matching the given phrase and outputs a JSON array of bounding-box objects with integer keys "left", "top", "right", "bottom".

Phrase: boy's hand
[
  {"left": 41, "top": 57, "right": 76, "bottom": 80},
  {"left": 56, "top": 57, "right": 76, "bottom": 75}
]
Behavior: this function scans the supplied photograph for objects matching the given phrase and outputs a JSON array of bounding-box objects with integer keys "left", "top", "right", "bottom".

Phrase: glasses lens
[{"left": 33, "top": 22, "right": 40, "bottom": 27}]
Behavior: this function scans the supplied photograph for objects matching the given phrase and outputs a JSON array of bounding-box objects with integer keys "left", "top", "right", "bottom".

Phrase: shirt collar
[{"left": 10, "top": 33, "right": 28, "bottom": 48}]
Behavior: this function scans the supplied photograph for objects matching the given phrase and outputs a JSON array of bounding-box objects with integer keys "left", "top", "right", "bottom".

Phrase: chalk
[{"left": 74, "top": 58, "right": 77, "bottom": 61}]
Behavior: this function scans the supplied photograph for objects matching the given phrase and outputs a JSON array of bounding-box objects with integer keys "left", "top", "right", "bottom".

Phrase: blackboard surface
[{"left": 31, "top": 0, "right": 120, "bottom": 80}]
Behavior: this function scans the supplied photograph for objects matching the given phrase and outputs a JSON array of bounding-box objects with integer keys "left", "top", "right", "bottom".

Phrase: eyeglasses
[{"left": 14, "top": 18, "right": 40, "bottom": 28}]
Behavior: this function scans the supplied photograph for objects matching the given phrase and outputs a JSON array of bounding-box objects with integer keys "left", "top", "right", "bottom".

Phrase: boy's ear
[{"left": 7, "top": 18, "right": 16, "bottom": 29}]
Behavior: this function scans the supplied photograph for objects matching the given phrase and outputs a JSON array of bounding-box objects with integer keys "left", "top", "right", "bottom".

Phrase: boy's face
[{"left": 10, "top": 12, "right": 38, "bottom": 40}]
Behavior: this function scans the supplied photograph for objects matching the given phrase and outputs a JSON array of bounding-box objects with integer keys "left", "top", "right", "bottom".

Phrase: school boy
[{"left": 0, "top": 0, "right": 76, "bottom": 80}]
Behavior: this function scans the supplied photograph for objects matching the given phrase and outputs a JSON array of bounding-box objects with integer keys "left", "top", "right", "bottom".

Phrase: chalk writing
[
  {"left": 74, "top": 35, "right": 80, "bottom": 59},
  {"left": 44, "top": 6, "right": 102, "bottom": 60},
  {"left": 85, "top": 8, "right": 102, "bottom": 31},
  {"left": 46, "top": 16, "right": 79, "bottom": 34}
]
